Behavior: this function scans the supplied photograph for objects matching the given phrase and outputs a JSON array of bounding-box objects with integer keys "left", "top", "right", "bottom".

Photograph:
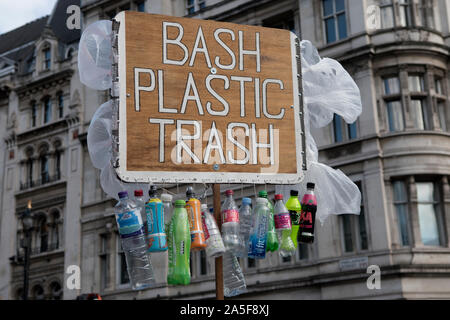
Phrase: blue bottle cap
[
  {"left": 242, "top": 197, "right": 252, "bottom": 205},
  {"left": 118, "top": 191, "right": 128, "bottom": 199}
]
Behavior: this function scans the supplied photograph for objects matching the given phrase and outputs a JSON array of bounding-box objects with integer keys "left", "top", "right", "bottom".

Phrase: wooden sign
[{"left": 113, "top": 11, "right": 305, "bottom": 184}]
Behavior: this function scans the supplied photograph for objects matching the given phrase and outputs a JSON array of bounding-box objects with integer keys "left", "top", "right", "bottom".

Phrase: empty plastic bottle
[
  {"left": 201, "top": 204, "right": 226, "bottom": 258},
  {"left": 114, "top": 191, "right": 155, "bottom": 290},
  {"left": 258, "top": 190, "right": 279, "bottom": 252},
  {"left": 274, "top": 194, "right": 296, "bottom": 257},
  {"left": 221, "top": 190, "right": 240, "bottom": 254},
  {"left": 248, "top": 197, "right": 270, "bottom": 259},
  {"left": 167, "top": 200, "right": 191, "bottom": 285},
  {"left": 223, "top": 251, "right": 247, "bottom": 297},
  {"left": 145, "top": 186, "right": 167, "bottom": 252},
  {"left": 186, "top": 187, "right": 207, "bottom": 250},
  {"left": 237, "top": 197, "right": 252, "bottom": 258},
  {"left": 286, "top": 190, "right": 301, "bottom": 249},
  {"left": 161, "top": 193, "right": 173, "bottom": 234},
  {"left": 134, "top": 189, "right": 147, "bottom": 230}
]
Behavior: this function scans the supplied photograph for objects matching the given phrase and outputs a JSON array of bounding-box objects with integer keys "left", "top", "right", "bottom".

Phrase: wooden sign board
[{"left": 113, "top": 11, "right": 305, "bottom": 184}]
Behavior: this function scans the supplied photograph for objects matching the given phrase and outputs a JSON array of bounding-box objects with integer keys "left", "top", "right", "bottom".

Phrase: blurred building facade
[{"left": 0, "top": 0, "right": 450, "bottom": 300}]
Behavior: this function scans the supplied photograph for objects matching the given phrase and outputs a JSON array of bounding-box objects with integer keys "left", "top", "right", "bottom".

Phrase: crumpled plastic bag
[
  {"left": 277, "top": 40, "right": 362, "bottom": 224},
  {"left": 78, "top": 20, "right": 112, "bottom": 90}
]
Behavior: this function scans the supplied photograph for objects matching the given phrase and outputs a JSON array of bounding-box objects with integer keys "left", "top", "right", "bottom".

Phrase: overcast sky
[{"left": 0, "top": 0, "right": 57, "bottom": 34}]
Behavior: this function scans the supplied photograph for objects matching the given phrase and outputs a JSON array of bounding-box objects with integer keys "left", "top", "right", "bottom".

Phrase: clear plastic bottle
[
  {"left": 273, "top": 194, "right": 296, "bottom": 257},
  {"left": 221, "top": 189, "right": 240, "bottom": 254},
  {"left": 134, "top": 189, "right": 147, "bottom": 232},
  {"left": 161, "top": 193, "right": 173, "bottom": 234},
  {"left": 201, "top": 204, "right": 226, "bottom": 258},
  {"left": 114, "top": 191, "right": 155, "bottom": 290},
  {"left": 248, "top": 197, "right": 270, "bottom": 259},
  {"left": 237, "top": 197, "right": 252, "bottom": 258},
  {"left": 258, "top": 190, "right": 279, "bottom": 252},
  {"left": 223, "top": 251, "right": 247, "bottom": 297}
]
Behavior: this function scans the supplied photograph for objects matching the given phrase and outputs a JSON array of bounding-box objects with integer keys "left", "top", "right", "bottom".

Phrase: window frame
[
  {"left": 393, "top": 180, "right": 411, "bottom": 246},
  {"left": 99, "top": 233, "right": 111, "bottom": 291},
  {"left": 43, "top": 47, "right": 51, "bottom": 70},
  {"left": 380, "top": 0, "right": 395, "bottom": 29},
  {"left": 322, "top": 0, "right": 348, "bottom": 44}
]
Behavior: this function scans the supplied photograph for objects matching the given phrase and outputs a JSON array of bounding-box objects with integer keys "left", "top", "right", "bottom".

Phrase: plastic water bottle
[
  {"left": 114, "top": 191, "right": 155, "bottom": 290},
  {"left": 134, "top": 189, "right": 147, "bottom": 231},
  {"left": 237, "top": 197, "right": 252, "bottom": 258},
  {"left": 273, "top": 194, "right": 296, "bottom": 257},
  {"left": 161, "top": 193, "right": 173, "bottom": 233},
  {"left": 221, "top": 190, "right": 240, "bottom": 254},
  {"left": 167, "top": 200, "right": 191, "bottom": 285},
  {"left": 258, "top": 190, "right": 279, "bottom": 252},
  {"left": 223, "top": 251, "right": 247, "bottom": 297},
  {"left": 248, "top": 197, "right": 270, "bottom": 259},
  {"left": 201, "top": 204, "right": 226, "bottom": 258}
]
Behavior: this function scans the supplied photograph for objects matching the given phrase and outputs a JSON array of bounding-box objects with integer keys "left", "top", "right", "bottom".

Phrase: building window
[
  {"left": 58, "top": 93, "right": 64, "bottom": 119},
  {"left": 100, "top": 234, "right": 110, "bottom": 290},
  {"left": 323, "top": 0, "right": 347, "bottom": 44},
  {"left": 43, "top": 47, "right": 51, "bottom": 70},
  {"left": 437, "top": 101, "right": 447, "bottom": 131},
  {"left": 43, "top": 97, "right": 51, "bottom": 124},
  {"left": 117, "top": 234, "right": 130, "bottom": 285},
  {"left": 38, "top": 216, "right": 48, "bottom": 253},
  {"left": 393, "top": 180, "right": 410, "bottom": 246},
  {"left": 416, "top": 182, "right": 443, "bottom": 246},
  {"left": 398, "top": 0, "right": 412, "bottom": 27},
  {"left": 27, "top": 158, "right": 33, "bottom": 186},
  {"left": 409, "top": 74, "right": 431, "bottom": 130},
  {"left": 418, "top": 0, "right": 435, "bottom": 29},
  {"left": 186, "top": 0, "right": 195, "bottom": 14},
  {"left": 50, "top": 211, "right": 60, "bottom": 250},
  {"left": 435, "top": 78, "right": 443, "bottom": 95},
  {"left": 333, "top": 114, "right": 357, "bottom": 142},
  {"left": 263, "top": 12, "right": 296, "bottom": 33},
  {"left": 333, "top": 114, "right": 343, "bottom": 142},
  {"left": 383, "top": 76, "right": 404, "bottom": 132},
  {"left": 347, "top": 121, "right": 357, "bottom": 140},
  {"left": 27, "top": 54, "right": 35, "bottom": 73},
  {"left": 31, "top": 102, "right": 37, "bottom": 127},
  {"left": 199, "top": 250, "right": 207, "bottom": 275},
  {"left": 55, "top": 151, "right": 61, "bottom": 179},
  {"left": 136, "top": 1, "right": 145, "bottom": 12},
  {"left": 341, "top": 214, "right": 354, "bottom": 252},
  {"left": 380, "top": 0, "right": 394, "bottom": 29},
  {"left": 40, "top": 155, "right": 49, "bottom": 184}
]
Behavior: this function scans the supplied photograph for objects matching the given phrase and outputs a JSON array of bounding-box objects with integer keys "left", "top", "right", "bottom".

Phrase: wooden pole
[{"left": 213, "top": 183, "right": 224, "bottom": 300}]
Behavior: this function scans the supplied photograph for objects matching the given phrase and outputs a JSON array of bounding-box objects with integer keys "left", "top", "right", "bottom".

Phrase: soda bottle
[
  {"left": 145, "top": 185, "right": 167, "bottom": 252},
  {"left": 285, "top": 190, "right": 301, "bottom": 249},
  {"left": 221, "top": 189, "right": 240, "bottom": 254},
  {"left": 237, "top": 197, "right": 252, "bottom": 258},
  {"left": 114, "top": 191, "right": 155, "bottom": 290},
  {"left": 167, "top": 200, "right": 191, "bottom": 285},
  {"left": 161, "top": 193, "right": 173, "bottom": 234},
  {"left": 248, "top": 197, "right": 270, "bottom": 259},
  {"left": 223, "top": 251, "right": 247, "bottom": 297},
  {"left": 185, "top": 187, "right": 207, "bottom": 250},
  {"left": 134, "top": 189, "right": 147, "bottom": 230},
  {"left": 201, "top": 204, "right": 226, "bottom": 258},
  {"left": 273, "top": 194, "right": 296, "bottom": 257},
  {"left": 298, "top": 183, "right": 318, "bottom": 243},
  {"left": 258, "top": 190, "right": 279, "bottom": 252}
]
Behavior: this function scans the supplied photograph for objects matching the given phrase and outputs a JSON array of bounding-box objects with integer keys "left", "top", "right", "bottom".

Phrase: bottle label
[
  {"left": 289, "top": 210, "right": 300, "bottom": 225},
  {"left": 201, "top": 215, "right": 210, "bottom": 240},
  {"left": 274, "top": 212, "right": 291, "bottom": 230},
  {"left": 116, "top": 210, "right": 143, "bottom": 238},
  {"left": 222, "top": 209, "right": 239, "bottom": 223}
]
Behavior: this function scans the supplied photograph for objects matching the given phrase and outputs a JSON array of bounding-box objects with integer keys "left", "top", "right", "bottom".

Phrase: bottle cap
[
  {"left": 290, "top": 190, "right": 299, "bottom": 196},
  {"left": 209, "top": 208, "right": 214, "bottom": 214},
  {"left": 274, "top": 194, "right": 283, "bottom": 200},
  {"left": 161, "top": 193, "right": 173, "bottom": 202},
  {"left": 258, "top": 190, "right": 268, "bottom": 198},
  {"left": 175, "top": 199, "right": 186, "bottom": 206},
  {"left": 118, "top": 191, "right": 128, "bottom": 199},
  {"left": 134, "top": 189, "right": 143, "bottom": 197},
  {"left": 201, "top": 204, "right": 208, "bottom": 211},
  {"left": 225, "top": 189, "right": 233, "bottom": 196},
  {"left": 242, "top": 197, "right": 252, "bottom": 205},
  {"left": 256, "top": 197, "right": 268, "bottom": 204},
  {"left": 307, "top": 182, "right": 315, "bottom": 189},
  {"left": 186, "top": 186, "right": 195, "bottom": 198},
  {"left": 148, "top": 185, "right": 158, "bottom": 197}
]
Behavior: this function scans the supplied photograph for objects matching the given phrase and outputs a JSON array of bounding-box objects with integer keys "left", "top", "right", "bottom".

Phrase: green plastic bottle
[
  {"left": 167, "top": 200, "right": 191, "bottom": 285},
  {"left": 259, "top": 190, "right": 279, "bottom": 252},
  {"left": 285, "top": 190, "right": 301, "bottom": 249}
]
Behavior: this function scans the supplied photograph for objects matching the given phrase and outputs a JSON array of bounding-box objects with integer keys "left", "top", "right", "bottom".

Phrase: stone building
[{"left": 0, "top": 0, "right": 449, "bottom": 300}]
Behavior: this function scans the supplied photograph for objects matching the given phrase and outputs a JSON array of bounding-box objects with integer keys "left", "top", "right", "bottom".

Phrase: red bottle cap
[
  {"left": 134, "top": 189, "right": 143, "bottom": 197},
  {"left": 274, "top": 194, "right": 283, "bottom": 200},
  {"left": 225, "top": 189, "right": 233, "bottom": 196}
]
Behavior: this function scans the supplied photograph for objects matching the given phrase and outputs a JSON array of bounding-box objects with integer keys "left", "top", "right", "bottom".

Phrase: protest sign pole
[{"left": 213, "top": 183, "right": 224, "bottom": 300}]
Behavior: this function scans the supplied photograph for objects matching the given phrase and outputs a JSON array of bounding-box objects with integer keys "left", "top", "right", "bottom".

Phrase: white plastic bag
[
  {"left": 277, "top": 40, "right": 362, "bottom": 224},
  {"left": 87, "top": 100, "right": 113, "bottom": 170},
  {"left": 78, "top": 20, "right": 112, "bottom": 90}
]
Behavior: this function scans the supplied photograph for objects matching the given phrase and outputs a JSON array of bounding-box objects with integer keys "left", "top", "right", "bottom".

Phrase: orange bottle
[{"left": 185, "top": 186, "right": 207, "bottom": 250}]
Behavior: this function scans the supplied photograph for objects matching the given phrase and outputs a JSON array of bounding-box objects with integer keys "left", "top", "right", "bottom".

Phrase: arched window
[
  {"left": 49, "top": 282, "right": 62, "bottom": 300},
  {"left": 42, "top": 46, "right": 51, "bottom": 70},
  {"left": 25, "top": 147, "right": 34, "bottom": 188},
  {"left": 40, "top": 154, "right": 49, "bottom": 184},
  {"left": 50, "top": 210, "right": 60, "bottom": 250},
  {"left": 37, "top": 215, "right": 48, "bottom": 253},
  {"left": 32, "top": 285, "right": 44, "bottom": 300},
  {"left": 43, "top": 97, "right": 52, "bottom": 124}
]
